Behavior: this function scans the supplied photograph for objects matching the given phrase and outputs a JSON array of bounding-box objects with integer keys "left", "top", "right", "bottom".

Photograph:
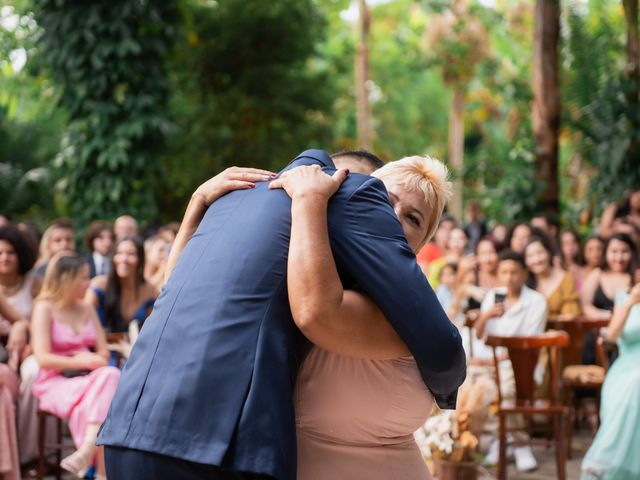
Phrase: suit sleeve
[{"left": 328, "top": 177, "right": 466, "bottom": 409}]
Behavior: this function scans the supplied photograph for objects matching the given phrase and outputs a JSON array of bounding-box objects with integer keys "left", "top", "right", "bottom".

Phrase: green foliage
[
  {"left": 564, "top": 2, "right": 640, "bottom": 215},
  {"left": 457, "top": 2, "right": 539, "bottom": 223},
  {"left": 159, "top": 0, "right": 335, "bottom": 218},
  {"left": 0, "top": 4, "right": 64, "bottom": 220},
  {"left": 34, "top": 0, "right": 179, "bottom": 227},
  {"left": 0, "top": 106, "right": 55, "bottom": 218}
]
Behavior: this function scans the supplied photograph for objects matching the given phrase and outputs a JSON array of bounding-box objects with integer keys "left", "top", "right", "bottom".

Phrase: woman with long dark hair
[
  {"left": 85, "top": 237, "right": 157, "bottom": 358},
  {"left": 525, "top": 234, "right": 581, "bottom": 320}
]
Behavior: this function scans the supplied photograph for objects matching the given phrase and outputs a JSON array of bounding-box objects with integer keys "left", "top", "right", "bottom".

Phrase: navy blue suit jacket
[{"left": 97, "top": 150, "right": 466, "bottom": 480}]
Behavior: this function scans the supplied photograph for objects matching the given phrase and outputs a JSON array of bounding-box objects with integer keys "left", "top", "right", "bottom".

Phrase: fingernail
[
  {"left": 270, "top": 172, "right": 278, "bottom": 177},
  {"left": 248, "top": 183, "right": 255, "bottom": 188},
  {"left": 345, "top": 169, "right": 350, "bottom": 174}
]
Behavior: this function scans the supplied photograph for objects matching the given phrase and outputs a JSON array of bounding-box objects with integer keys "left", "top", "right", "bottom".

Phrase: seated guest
[
  {"left": 144, "top": 234, "right": 170, "bottom": 291},
  {"left": 454, "top": 236, "right": 502, "bottom": 316},
  {"left": 0, "top": 225, "right": 49, "bottom": 467},
  {"left": 505, "top": 222, "right": 533, "bottom": 254},
  {"left": 34, "top": 219, "right": 75, "bottom": 278},
  {"left": 580, "top": 233, "right": 636, "bottom": 368},
  {"left": 581, "top": 282, "right": 640, "bottom": 479},
  {"left": 85, "top": 237, "right": 157, "bottom": 358},
  {"left": 113, "top": 215, "right": 139, "bottom": 242},
  {"left": 531, "top": 213, "right": 560, "bottom": 254},
  {"left": 83, "top": 221, "right": 114, "bottom": 278},
  {"left": 0, "top": 363, "right": 19, "bottom": 480},
  {"left": 599, "top": 188, "right": 640, "bottom": 239},
  {"left": 582, "top": 235, "right": 605, "bottom": 281},
  {"left": 157, "top": 222, "right": 180, "bottom": 244},
  {"left": 581, "top": 233, "right": 635, "bottom": 320},
  {"left": 525, "top": 234, "right": 581, "bottom": 320},
  {"left": 461, "top": 250, "right": 547, "bottom": 472},
  {"left": 428, "top": 226, "right": 468, "bottom": 288},
  {"left": 435, "top": 262, "right": 457, "bottom": 312},
  {"left": 0, "top": 294, "right": 22, "bottom": 480},
  {"left": 559, "top": 229, "right": 587, "bottom": 291},
  {"left": 489, "top": 223, "right": 509, "bottom": 250},
  {"left": 416, "top": 215, "right": 456, "bottom": 276},
  {"left": 0, "top": 225, "right": 40, "bottom": 361},
  {"left": 31, "top": 253, "right": 119, "bottom": 479}
]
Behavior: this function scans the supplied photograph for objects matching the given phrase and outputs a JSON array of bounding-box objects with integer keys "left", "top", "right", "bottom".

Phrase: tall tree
[
  {"left": 532, "top": 0, "right": 560, "bottom": 214},
  {"left": 426, "top": 0, "right": 488, "bottom": 220},
  {"left": 623, "top": 0, "right": 640, "bottom": 163},
  {"left": 35, "top": 0, "right": 178, "bottom": 226},
  {"left": 355, "top": 0, "right": 372, "bottom": 149},
  {"left": 158, "top": 0, "right": 334, "bottom": 219}
]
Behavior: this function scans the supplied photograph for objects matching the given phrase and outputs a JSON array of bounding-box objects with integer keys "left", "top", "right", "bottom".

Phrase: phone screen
[{"left": 494, "top": 292, "right": 506, "bottom": 304}]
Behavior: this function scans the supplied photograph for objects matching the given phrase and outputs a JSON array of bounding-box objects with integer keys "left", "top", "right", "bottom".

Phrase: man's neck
[{"left": 506, "top": 287, "right": 523, "bottom": 303}]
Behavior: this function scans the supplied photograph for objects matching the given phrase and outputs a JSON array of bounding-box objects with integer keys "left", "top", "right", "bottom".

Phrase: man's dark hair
[
  {"left": 83, "top": 220, "right": 113, "bottom": 251},
  {"left": 497, "top": 249, "right": 526, "bottom": 269},
  {"left": 330, "top": 150, "right": 385, "bottom": 171}
]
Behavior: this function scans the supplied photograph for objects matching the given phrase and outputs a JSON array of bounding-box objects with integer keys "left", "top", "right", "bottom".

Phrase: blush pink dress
[
  {"left": 32, "top": 315, "right": 120, "bottom": 448},
  {"left": 295, "top": 346, "right": 433, "bottom": 480},
  {"left": 0, "top": 364, "right": 19, "bottom": 480}
]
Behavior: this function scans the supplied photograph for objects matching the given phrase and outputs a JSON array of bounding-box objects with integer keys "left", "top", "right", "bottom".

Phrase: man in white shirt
[{"left": 459, "top": 249, "right": 547, "bottom": 472}]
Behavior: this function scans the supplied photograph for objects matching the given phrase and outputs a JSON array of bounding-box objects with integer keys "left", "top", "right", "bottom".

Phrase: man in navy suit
[{"left": 99, "top": 149, "right": 466, "bottom": 479}]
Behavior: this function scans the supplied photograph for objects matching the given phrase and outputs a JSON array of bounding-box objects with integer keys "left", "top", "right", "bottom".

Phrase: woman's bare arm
[
  {"left": 271, "top": 166, "right": 409, "bottom": 359},
  {"left": 164, "top": 167, "right": 276, "bottom": 283},
  {"left": 31, "top": 301, "right": 90, "bottom": 371},
  {"left": 580, "top": 269, "right": 611, "bottom": 319},
  {"left": 607, "top": 284, "right": 640, "bottom": 341}
]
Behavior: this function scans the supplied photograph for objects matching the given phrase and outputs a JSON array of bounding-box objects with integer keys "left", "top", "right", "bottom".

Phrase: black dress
[{"left": 582, "top": 284, "right": 615, "bottom": 365}]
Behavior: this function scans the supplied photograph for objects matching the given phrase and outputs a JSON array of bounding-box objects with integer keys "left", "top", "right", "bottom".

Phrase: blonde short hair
[{"left": 372, "top": 156, "right": 452, "bottom": 247}]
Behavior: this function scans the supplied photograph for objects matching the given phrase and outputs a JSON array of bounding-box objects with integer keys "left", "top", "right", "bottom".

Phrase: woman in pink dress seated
[
  {"left": 31, "top": 253, "right": 120, "bottom": 479},
  {"left": 270, "top": 156, "right": 450, "bottom": 479},
  {"left": 0, "top": 294, "right": 22, "bottom": 480}
]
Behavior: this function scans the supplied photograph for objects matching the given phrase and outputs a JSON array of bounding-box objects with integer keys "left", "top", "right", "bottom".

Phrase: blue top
[
  {"left": 97, "top": 150, "right": 466, "bottom": 480},
  {"left": 92, "top": 287, "right": 155, "bottom": 333}
]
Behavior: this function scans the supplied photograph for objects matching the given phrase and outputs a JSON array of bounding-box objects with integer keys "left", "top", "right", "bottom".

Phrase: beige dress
[{"left": 295, "top": 346, "right": 433, "bottom": 480}]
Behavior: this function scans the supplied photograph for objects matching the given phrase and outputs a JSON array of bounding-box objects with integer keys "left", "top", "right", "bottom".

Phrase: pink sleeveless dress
[
  {"left": 295, "top": 346, "right": 433, "bottom": 479},
  {"left": 32, "top": 315, "right": 120, "bottom": 448}
]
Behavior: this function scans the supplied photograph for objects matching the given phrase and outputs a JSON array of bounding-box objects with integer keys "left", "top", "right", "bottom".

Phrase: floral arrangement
[
  {"left": 414, "top": 411, "right": 478, "bottom": 462},
  {"left": 414, "top": 386, "right": 485, "bottom": 463}
]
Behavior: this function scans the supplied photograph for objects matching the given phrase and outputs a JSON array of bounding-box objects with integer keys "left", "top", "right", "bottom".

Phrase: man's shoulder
[
  {"left": 332, "top": 173, "right": 387, "bottom": 204},
  {"left": 521, "top": 285, "right": 547, "bottom": 305}
]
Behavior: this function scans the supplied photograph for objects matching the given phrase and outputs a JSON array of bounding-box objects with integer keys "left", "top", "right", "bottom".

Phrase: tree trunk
[
  {"left": 623, "top": 0, "right": 640, "bottom": 164},
  {"left": 448, "top": 87, "right": 465, "bottom": 220},
  {"left": 624, "top": 0, "right": 640, "bottom": 93},
  {"left": 532, "top": 0, "right": 560, "bottom": 215},
  {"left": 355, "top": 0, "right": 372, "bottom": 149}
]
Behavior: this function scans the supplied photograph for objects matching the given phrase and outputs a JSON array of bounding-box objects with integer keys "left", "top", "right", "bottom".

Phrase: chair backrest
[
  {"left": 547, "top": 316, "right": 610, "bottom": 367},
  {"left": 486, "top": 331, "right": 569, "bottom": 405}
]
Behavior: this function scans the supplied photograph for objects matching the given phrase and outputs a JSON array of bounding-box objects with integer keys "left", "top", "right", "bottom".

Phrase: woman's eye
[{"left": 407, "top": 214, "right": 420, "bottom": 227}]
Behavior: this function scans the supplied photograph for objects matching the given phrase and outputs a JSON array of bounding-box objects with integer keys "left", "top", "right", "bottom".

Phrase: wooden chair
[
  {"left": 485, "top": 331, "right": 569, "bottom": 480},
  {"left": 463, "top": 309, "right": 480, "bottom": 358},
  {"left": 37, "top": 410, "right": 73, "bottom": 480},
  {"left": 106, "top": 331, "right": 128, "bottom": 367},
  {"left": 548, "top": 316, "right": 610, "bottom": 458}
]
